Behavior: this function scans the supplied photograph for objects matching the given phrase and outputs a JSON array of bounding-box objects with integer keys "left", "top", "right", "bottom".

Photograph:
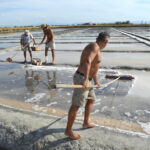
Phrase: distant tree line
[{"left": 115, "top": 20, "right": 131, "bottom": 24}]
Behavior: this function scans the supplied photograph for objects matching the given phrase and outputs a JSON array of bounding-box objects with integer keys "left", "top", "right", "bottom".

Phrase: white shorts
[{"left": 45, "top": 41, "right": 55, "bottom": 49}]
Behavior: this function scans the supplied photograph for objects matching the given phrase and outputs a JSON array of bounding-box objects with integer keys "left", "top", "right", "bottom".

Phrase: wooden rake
[
  {"left": 55, "top": 77, "right": 120, "bottom": 89},
  {"left": 54, "top": 73, "right": 134, "bottom": 89}
]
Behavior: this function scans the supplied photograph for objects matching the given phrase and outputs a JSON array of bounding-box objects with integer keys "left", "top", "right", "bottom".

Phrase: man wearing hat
[
  {"left": 40, "top": 24, "right": 55, "bottom": 65},
  {"left": 20, "top": 30, "right": 36, "bottom": 63}
]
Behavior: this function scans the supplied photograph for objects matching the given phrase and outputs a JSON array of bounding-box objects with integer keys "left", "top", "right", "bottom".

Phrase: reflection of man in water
[
  {"left": 44, "top": 71, "right": 56, "bottom": 102},
  {"left": 25, "top": 70, "right": 41, "bottom": 94},
  {"left": 46, "top": 71, "right": 56, "bottom": 90},
  {"left": 65, "top": 32, "right": 110, "bottom": 140}
]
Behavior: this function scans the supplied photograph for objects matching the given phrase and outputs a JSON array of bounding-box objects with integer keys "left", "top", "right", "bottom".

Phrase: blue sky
[{"left": 0, "top": 0, "right": 150, "bottom": 27}]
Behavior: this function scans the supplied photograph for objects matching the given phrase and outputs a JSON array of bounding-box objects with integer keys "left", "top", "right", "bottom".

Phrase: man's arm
[
  {"left": 83, "top": 44, "right": 98, "bottom": 88},
  {"left": 30, "top": 34, "right": 36, "bottom": 45},
  {"left": 32, "top": 38, "right": 36, "bottom": 45},
  {"left": 40, "top": 31, "right": 46, "bottom": 44},
  {"left": 93, "top": 74, "right": 100, "bottom": 88}
]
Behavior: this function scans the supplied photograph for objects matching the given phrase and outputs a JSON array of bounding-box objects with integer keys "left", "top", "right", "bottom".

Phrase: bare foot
[
  {"left": 45, "top": 61, "right": 48, "bottom": 65},
  {"left": 65, "top": 130, "right": 81, "bottom": 140},
  {"left": 82, "top": 123, "right": 97, "bottom": 129}
]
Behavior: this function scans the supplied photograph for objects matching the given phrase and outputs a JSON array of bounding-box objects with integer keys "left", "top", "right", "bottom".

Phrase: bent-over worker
[{"left": 20, "top": 30, "right": 36, "bottom": 63}]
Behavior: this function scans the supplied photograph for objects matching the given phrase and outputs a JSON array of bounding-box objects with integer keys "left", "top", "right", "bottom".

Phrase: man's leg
[
  {"left": 65, "top": 105, "right": 81, "bottom": 140},
  {"left": 45, "top": 47, "right": 49, "bottom": 64},
  {"left": 23, "top": 51, "right": 27, "bottom": 62},
  {"left": 29, "top": 50, "right": 32, "bottom": 62},
  {"left": 83, "top": 99, "right": 96, "bottom": 128},
  {"left": 51, "top": 49, "right": 55, "bottom": 64}
]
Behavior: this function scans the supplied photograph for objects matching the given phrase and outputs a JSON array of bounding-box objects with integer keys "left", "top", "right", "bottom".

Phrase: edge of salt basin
[{"left": 0, "top": 98, "right": 150, "bottom": 150}]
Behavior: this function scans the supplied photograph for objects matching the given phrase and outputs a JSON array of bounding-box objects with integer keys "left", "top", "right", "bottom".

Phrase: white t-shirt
[{"left": 21, "top": 33, "right": 33, "bottom": 45}]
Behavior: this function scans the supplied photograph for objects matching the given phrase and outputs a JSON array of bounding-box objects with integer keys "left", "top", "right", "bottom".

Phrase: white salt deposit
[
  {"left": 96, "top": 98, "right": 101, "bottom": 102},
  {"left": 42, "top": 109, "right": 47, "bottom": 113},
  {"left": 78, "top": 107, "right": 84, "bottom": 115},
  {"left": 25, "top": 93, "right": 45, "bottom": 103},
  {"left": 101, "top": 106, "right": 108, "bottom": 112},
  {"left": 24, "top": 65, "right": 77, "bottom": 72},
  {"left": 32, "top": 105, "right": 47, "bottom": 113},
  {"left": 27, "top": 77, "right": 33, "bottom": 79},
  {"left": 32, "top": 105, "right": 40, "bottom": 111},
  {"left": 46, "top": 102, "right": 57, "bottom": 107},
  {"left": 136, "top": 109, "right": 150, "bottom": 116},
  {"left": 124, "top": 112, "right": 132, "bottom": 117},
  {"left": 52, "top": 109, "right": 56, "bottom": 113},
  {"left": 100, "top": 69, "right": 118, "bottom": 74},
  {"left": 112, "top": 106, "right": 115, "bottom": 110},
  {"left": 94, "top": 102, "right": 101, "bottom": 106},
  {"left": 66, "top": 92, "right": 71, "bottom": 96},
  {"left": 138, "top": 121, "right": 150, "bottom": 135},
  {"left": 144, "top": 110, "right": 150, "bottom": 114},
  {"left": 67, "top": 100, "right": 71, "bottom": 103},
  {"left": 99, "top": 125, "right": 149, "bottom": 138},
  {"left": 91, "top": 109, "right": 100, "bottom": 114}
]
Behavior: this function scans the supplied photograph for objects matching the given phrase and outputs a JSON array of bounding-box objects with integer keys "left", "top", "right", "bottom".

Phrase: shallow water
[{"left": 0, "top": 63, "right": 150, "bottom": 126}]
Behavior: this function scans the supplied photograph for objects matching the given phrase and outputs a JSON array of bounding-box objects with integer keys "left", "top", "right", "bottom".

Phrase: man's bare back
[{"left": 78, "top": 42, "right": 101, "bottom": 78}]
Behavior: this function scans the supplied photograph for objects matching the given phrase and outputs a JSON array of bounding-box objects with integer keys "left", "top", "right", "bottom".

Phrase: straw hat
[
  {"left": 25, "top": 30, "right": 30, "bottom": 35},
  {"left": 41, "top": 24, "right": 47, "bottom": 29}
]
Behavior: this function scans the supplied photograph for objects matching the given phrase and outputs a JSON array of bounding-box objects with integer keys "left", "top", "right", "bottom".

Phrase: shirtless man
[
  {"left": 40, "top": 24, "right": 55, "bottom": 64},
  {"left": 65, "top": 32, "right": 110, "bottom": 140}
]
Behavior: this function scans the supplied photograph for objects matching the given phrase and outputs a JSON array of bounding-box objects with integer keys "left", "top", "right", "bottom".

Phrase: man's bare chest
[{"left": 92, "top": 53, "right": 101, "bottom": 65}]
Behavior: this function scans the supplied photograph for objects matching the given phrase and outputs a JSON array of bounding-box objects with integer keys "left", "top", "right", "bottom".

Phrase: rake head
[
  {"left": 6, "top": 57, "right": 13, "bottom": 62},
  {"left": 105, "top": 74, "right": 134, "bottom": 80}
]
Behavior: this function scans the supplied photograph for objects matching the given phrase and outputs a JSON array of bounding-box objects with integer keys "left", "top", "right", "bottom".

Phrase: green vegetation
[
  {"left": 0, "top": 23, "right": 150, "bottom": 34},
  {"left": 0, "top": 26, "right": 40, "bottom": 34}
]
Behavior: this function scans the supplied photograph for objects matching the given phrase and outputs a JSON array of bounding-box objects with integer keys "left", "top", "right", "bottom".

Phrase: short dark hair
[{"left": 96, "top": 32, "right": 110, "bottom": 42}]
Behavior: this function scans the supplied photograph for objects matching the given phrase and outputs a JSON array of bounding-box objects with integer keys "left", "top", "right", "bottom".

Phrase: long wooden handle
[
  {"left": 56, "top": 77, "right": 120, "bottom": 88},
  {"left": 56, "top": 84, "right": 98, "bottom": 88}
]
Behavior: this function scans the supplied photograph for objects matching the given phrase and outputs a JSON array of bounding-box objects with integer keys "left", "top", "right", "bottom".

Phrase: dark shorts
[{"left": 72, "top": 71, "right": 96, "bottom": 107}]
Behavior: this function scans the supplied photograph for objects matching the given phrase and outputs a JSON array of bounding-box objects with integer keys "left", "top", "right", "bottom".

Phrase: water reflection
[
  {"left": 44, "top": 71, "right": 56, "bottom": 90},
  {"left": 97, "top": 79, "right": 134, "bottom": 96},
  {"left": 25, "top": 70, "right": 42, "bottom": 94},
  {"left": 100, "top": 79, "right": 120, "bottom": 116},
  {"left": 25, "top": 70, "right": 57, "bottom": 101},
  {"left": 42, "top": 71, "right": 57, "bottom": 102}
]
